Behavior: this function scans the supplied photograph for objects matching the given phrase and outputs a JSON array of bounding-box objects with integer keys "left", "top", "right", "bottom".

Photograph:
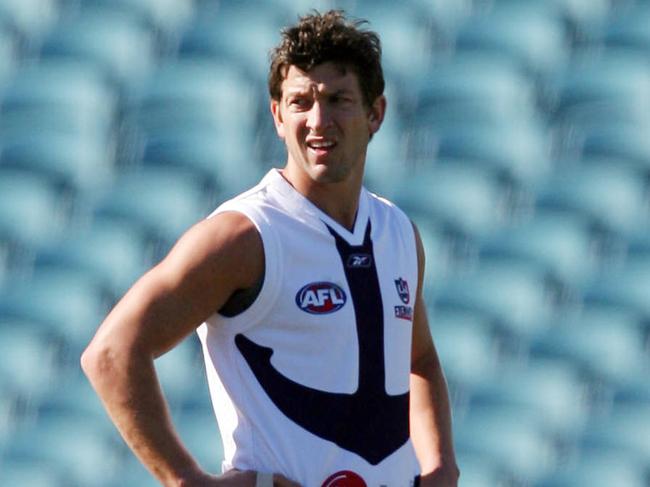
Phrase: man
[{"left": 82, "top": 10, "right": 459, "bottom": 487}]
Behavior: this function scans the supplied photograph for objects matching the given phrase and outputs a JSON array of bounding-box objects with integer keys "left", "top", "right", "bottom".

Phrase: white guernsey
[{"left": 198, "top": 169, "right": 421, "bottom": 486}]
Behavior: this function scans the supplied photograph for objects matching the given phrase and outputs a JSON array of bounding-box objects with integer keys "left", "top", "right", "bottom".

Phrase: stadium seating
[
  {"left": 478, "top": 211, "right": 598, "bottom": 290},
  {"left": 0, "top": 132, "right": 114, "bottom": 196},
  {"left": 453, "top": 3, "right": 568, "bottom": 78},
  {"left": 600, "top": 3, "right": 650, "bottom": 56},
  {"left": 431, "top": 260, "right": 555, "bottom": 340},
  {"left": 410, "top": 56, "right": 538, "bottom": 127},
  {"left": 0, "top": 169, "right": 67, "bottom": 253},
  {"left": 529, "top": 309, "right": 648, "bottom": 385},
  {"left": 533, "top": 451, "right": 648, "bottom": 487},
  {"left": 39, "top": 10, "right": 156, "bottom": 89},
  {"left": 178, "top": 2, "right": 290, "bottom": 84},
  {"left": 90, "top": 166, "right": 211, "bottom": 250},
  {"left": 4, "top": 0, "right": 650, "bottom": 484},
  {"left": 77, "top": 0, "right": 194, "bottom": 39},
  {"left": 33, "top": 219, "right": 150, "bottom": 297},
  {"left": 0, "top": 267, "right": 110, "bottom": 360},
  {"left": 454, "top": 405, "right": 557, "bottom": 483},
  {"left": 390, "top": 164, "right": 511, "bottom": 239},
  {"left": 0, "top": 0, "right": 58, "bottom": 42},
  {"left": 0, "top": 61, "right": 117, "bottom": 139},
  {"left": 534, "top": 163, "right": 650, "bottom": 237}
]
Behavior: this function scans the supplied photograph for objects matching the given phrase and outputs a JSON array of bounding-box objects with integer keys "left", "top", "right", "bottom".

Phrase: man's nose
[{"left": 306, "top": 101, "right": 332, "bottom": 131}]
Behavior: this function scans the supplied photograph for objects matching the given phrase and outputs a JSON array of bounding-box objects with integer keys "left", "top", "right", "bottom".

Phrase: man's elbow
[
  {"left": 81, "top": 341, "right": 104, "bottom": 382},
  {"left": 80, "top": 336, "right": 121, "bottom": 386}
]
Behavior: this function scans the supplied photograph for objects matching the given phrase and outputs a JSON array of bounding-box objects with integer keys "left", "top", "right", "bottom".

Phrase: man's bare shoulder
[{"left": 161, "top": 210, "right": 264, "bottom": 292}]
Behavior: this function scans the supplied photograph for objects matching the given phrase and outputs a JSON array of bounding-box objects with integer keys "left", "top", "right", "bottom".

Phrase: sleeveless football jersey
[{"left": 197, "top": 169, "right": 421, "bottom": 486}]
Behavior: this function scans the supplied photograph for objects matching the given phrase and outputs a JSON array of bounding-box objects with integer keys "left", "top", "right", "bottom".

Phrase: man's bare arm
[
  {"left": 409, "top": 223, "right": 459, "bottom": 486},
  {"left": 81, "top": 212, "right": 294, "bottom": 486}
]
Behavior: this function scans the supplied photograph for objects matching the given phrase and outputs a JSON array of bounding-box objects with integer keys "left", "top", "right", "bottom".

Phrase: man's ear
[
  {"left": 270, "top": 98, "right": 285, "bottom": 139},
  {"left": 368, "top": 95, "right": 387, "bottom": 136}
]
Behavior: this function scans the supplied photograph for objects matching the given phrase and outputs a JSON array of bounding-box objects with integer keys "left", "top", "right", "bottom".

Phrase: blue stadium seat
[
  {"left": 454, "top": 4, "right": 568, "bottom": 78},
  {"left": 155, "top": 335, "right": 205, "bottom": 410},
  {"left": 357, "top": 78, "right": 412, "bottom": 197},
  {"left": 411, "top": 56, "right": 537, "bottom": 126},
  {"left": 0, "top": 325, "right": 62, "bottom": 404},
  {"left": 409, "top": 217, "right": 453, "bottom": 289},
  {"left": 138, "top": 127, "right": 262, "bottom": 196},
  {"left": 0, "top": 0, "right": 58, "bottom": 41},
  {"left": 0, "top": 169, "right": 66, "bottom": 251},
  {"left": 492, "top": 0, "right": 611, "bottom": 42},
  {"left": 5, "top": 414, "right": 123, "bottom": 487},
  {"left": 431, "top": 261, "right": 554, "bottom": 339},
  {"left": 0, "top": 268, "right": 110, "bottom": 358},
  {"left": 454, "top": 451, "right": 503, "bottom": 487},
  {"left": 178, "top": 2, "right": 289, "bottom": 84},
  {"left": 533, "top": 450, "right": 648, "bottom": 487},
  {"left": 579, "top": 125, "right": 650, "bottom": 174},
  {"left": 410, "top": 0, "right": 474, "bottom": 43},
  {"left": 35, "top": 372, "right": 111, "bottom": 425},
  {"left": 33, "top": 219, "right": 149, "bottom": 298},
  {"left": 454, "top": 405, "right": 557, "bottom": 483},
  {"left": 77, "top": 0, "right": 194, "bottom": 39},
  {"left": 349, "top": 2, "right": 435, "bottom": 85},
  {"left": 547, "top": 51, "right": 650, "bottom": 128},
  {"left": 0, "top": 461, "right": 65, "bottom": 487},
  {"left": 0, "top": 61, "right": 117, "bottom": 139},
  {"left": 428, "top": 308, "right": 499, "bottom": 388},
  {"left": 125, "top": 59, "right": 258, "bottom": 146},
  {"left": 467, "top": 358, "right": 588, "bottom": 436},
  {"left": 529, "top": 307, "right": 648, "bottom": 384},
  {"left": 601, "top": 3, "right": 650, "bottom": 56},
  {"left": 478, "top": 211, "right": 598, "bottom": 290},
  {"left": 107, "top": 461, "right": 159, "bottom": 487},
  {"left": 583, "top": 255, "right": 650, "bottom": 318},
  {"left": 626, "top": 228, "right": 650, "bottom": 270},
  {"left": 390, "top": 165, "right": 510, "bottom": 239},
  {"left": 91, "top": 167, "right": 211, "bottom": 248},
  {"left": 577, "top": 405, "right": 650, "bottom": 469},
  {"left": 0, "top": 132, "right": 114, "bottom": 196},
  {"left": 0, "top": 24, "right": 18, "bottom": 81},
  {"left": 175, "top": 410, "right": 224, "bottom": 474},
  {"left": 406, "top": 122, "right": 552, "bottom": 188},
  {"left": 534, "top": 163, "right": 650, "bottom": 237},
  {"left": 39, "top": 11, "right": 156, "bottom": 88}
]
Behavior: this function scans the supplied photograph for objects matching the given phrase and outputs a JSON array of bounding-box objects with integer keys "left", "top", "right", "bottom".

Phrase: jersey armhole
[{"left": 205, "top": 203, "right": 283, "bottom": 333}]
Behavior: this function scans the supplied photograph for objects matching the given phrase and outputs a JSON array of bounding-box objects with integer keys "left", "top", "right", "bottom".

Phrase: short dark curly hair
[{"left": 268, "top": 10, "right": 384, "bottom": 108}]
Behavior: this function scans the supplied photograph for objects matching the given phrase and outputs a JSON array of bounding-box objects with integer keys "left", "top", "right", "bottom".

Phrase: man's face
[{"left": 271, "top": 62, "right": 385, "bottom": 185}]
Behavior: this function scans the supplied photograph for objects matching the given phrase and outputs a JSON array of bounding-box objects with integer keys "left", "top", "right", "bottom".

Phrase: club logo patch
[
  {"left": 296, "top": 282, "right": 347, "bottom": 314},
  {"left": 394, "top": 278, "right": 410, "bottom": 304},
  {"left": 321, "top": 470, "right": 367, "bottom": 487}
]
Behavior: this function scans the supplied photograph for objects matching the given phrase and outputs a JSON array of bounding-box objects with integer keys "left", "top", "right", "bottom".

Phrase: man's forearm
[
  {"left": 410, "top": 352, "right": 459, "bottom": 482},
  {"left": 81, "top": 343, "right": 202, "bottom": 487}
]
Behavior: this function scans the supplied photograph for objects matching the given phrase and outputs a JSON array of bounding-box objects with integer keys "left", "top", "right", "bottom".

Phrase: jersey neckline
[{"left": 265, "top": 169, "right": 370, "bottom": 246}]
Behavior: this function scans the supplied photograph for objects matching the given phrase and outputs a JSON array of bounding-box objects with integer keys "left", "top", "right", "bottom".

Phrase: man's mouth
[{"left": 307, "top": 139, "right": 337, "bottom": 154}]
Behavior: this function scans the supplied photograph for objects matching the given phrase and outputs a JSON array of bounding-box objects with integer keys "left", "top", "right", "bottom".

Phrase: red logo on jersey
[
  {"left": 321, "top": 470, "right": 367, "bottom": 487},
  {"left": 296, "top": 282, "right": 347, "bottom": 314}
]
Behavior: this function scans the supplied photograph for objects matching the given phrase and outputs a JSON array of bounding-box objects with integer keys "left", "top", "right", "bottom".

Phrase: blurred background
[{"left": 0, "top": 0, "right": 649, "bottom": 485}]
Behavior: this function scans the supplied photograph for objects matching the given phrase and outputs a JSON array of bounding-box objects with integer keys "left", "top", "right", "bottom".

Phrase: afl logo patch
[
  {"left": 296, "top": 282, "right": 347, "bottom": 314},
  {"left": 321, "top": 470, "right": 367, "bottom": 487}
]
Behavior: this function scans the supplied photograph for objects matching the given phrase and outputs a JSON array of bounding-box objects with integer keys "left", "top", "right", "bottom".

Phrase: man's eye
[{"left": 331, "top": 95, "right": 352, "bottom": 105}]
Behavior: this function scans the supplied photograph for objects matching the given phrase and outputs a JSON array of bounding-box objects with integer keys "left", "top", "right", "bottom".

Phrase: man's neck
[{"left": 279, "top": 168, "right": 363, "bottom": 232}]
